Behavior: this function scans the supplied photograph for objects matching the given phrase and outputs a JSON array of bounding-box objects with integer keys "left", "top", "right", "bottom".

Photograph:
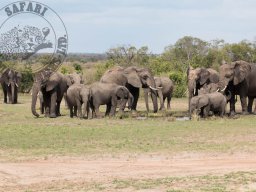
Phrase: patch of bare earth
[{"left": 0, "top": 153, "right": 256, "bottom": 191}]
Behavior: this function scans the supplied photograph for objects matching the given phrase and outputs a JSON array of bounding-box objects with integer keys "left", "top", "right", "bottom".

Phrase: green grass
[{"left": 0, "top": 94, "right": 256, "bottom": 159}]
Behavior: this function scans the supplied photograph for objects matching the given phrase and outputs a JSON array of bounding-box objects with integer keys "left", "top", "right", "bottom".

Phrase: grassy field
[{"left": 1, "top": 94, "right": 256, "bottom": 191}]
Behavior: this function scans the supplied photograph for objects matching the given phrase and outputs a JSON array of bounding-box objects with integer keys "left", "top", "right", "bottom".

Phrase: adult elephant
[
  {"left": 31, "top": 71, "right": 73, "bottom": 118},
  {"left": 144, "top": 76, "right": 174, "bottom": 111},
  {"left": 218, "top": 60, "right": 256, "bottom": 115},
  {"left": 0, "top": 68, "right": 22, "bottom": 104},
  {"left": 100, "top": 66, "right": 158, "bottom": 113},
  {"left": 187, "top": 67, "right": 219, "bottom": 110}
]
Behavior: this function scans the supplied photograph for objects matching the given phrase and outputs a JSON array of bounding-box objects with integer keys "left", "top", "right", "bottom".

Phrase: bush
[
  {"left": 20, "top": 68, "right": 33, "bottom": 93},
  {"left": 169, "top": 72, "right": 187, "bottom": 98},
  {"left": 95, "top": 61, "right": 115, "bottom": 81}
]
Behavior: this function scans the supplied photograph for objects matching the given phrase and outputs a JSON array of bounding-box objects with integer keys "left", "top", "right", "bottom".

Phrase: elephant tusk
[
  {"left": 157, "top": 86, "right": 163, "bottom": 89},
  {"left": 193, "top": 88, "right": 196, "bottom": 95},
  {"left": 15, "top": 83, "right": 18, "bottom": 87},
  {"left": 216, "top": 88, "right": 220, "bottom": 92},
  {"left": 8, "top": 83, "right": 10, "bottom": 87},
  {"left": 149, "top": 86, "right": 158, "bottom": 91},
  {"left": 220, "top": 86, "right": 227, "bottom": 92}
]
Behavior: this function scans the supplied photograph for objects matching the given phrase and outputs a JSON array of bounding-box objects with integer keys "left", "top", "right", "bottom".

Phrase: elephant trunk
[
  {"left": 151, "top": 89, "right": 158, "bottom": 113},
  {"left": 10, "top": 82, "right": 15, "bottom": 104},
  {"left": 31, "top": 82, "right": 40, "bottom": 117},
  {"left": 144, "top": 88, "right": 150, "bottom": 112}
]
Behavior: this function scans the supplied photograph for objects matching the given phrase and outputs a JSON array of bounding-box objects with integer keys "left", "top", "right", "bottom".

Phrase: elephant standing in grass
[
  {"left": 101, "top": 66, "right": 158, "bottom": 113},
  {"left": 187, "top": 67, "right": 219, "bottom": 111},
  {"left": 31, "top": 71, "right": 73, "bottom": 118},
  {"left": 144, "top": 77, "right": 174, "bottom": 111},
  {"left": 190, "top": 91, "right": 231, "bottom": 119},
  {"left": 90, "top": 82, "right": 133, "bottom": 118},
  {"left": 66, "top": 84, "right": 90, "bottom": 118},
  {"left": 0, "top": 68, "right": 22, "bottom": 104},
  {"left": 218, "top": 61, "right": 256, "bottom": 115}
]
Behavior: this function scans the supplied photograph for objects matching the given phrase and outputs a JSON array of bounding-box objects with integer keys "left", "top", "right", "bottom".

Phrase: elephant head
[
  {"left": 218, "top": 60, "right": 251, "bottom": 91},
  {"left": 123, "top": 67, "right": 158, "bottom": 112},
  {"left": 188, "top": 67, "right": 219, "bottom": 97},
  {"left": 1, "top": 68, "right": 22, "bottom": 104}
]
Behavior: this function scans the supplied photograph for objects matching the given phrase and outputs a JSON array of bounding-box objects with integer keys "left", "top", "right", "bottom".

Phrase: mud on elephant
[{"left": 100, "top": 66, "right": 158, "bottom": 113}]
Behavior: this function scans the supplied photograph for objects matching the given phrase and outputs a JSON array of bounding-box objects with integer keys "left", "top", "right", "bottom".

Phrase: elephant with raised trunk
[
  {"left": 100, "top": 66, "right": 158, "bottom": 113},
  {"left": 218, "top": 60, "right": 256, "bottom": 115},
  {"left": 0, "top": 68, "right": 22, "bottom": 104},
  {"left": 187, "top": 67, "right": 219, "bottom": 111},
  {"left": 31, "top": 71, "right": 73, "bottom": 118},
  {"left": 90, "top": 82, "right": 133, "bottom": 118},
  {"left": 144, "top": 76, "right": 174, "bottom": 111}
]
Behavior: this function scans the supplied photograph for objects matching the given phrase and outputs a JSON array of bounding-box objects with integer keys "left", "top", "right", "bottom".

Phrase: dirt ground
[{"left": 1, "top": 153, "right": 256, "bottom": 191}]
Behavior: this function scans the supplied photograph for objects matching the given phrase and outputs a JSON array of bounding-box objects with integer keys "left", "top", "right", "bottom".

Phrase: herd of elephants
[{"left": 1, "top": 60, "right": 256, "bottom": 119}]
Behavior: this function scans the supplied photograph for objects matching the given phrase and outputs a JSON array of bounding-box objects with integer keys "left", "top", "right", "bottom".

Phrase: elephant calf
[
  {"left": 190, "top": 92, "right": 229, "bottom": 118},
  {"left": 89, "top": 82, "right": 132, "bottom": 118},
  {"left": 66, "top": 84, "right": 90, "bottom": 118}
]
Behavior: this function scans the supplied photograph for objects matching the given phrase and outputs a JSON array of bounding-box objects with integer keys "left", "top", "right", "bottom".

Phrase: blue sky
[{"left": 1, "top": 0, "right": 256, "bottom": 53}]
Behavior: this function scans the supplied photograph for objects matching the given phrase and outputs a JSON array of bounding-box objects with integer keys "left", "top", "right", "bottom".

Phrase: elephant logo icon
[{"left": 0, "top": 25, "right": 53, "bottom": 60}]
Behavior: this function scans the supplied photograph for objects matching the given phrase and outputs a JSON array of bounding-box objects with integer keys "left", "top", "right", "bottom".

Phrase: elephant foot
[
  {"left": 252, "top": 111, "right": 256, "bottom": 115},
  {"left": 229, "top": 111, "right": 236, "bottom": 117},
  {"left": 49, "top": 113, "right": 57, "bottom": 118},
  {"left": 241, "top": 111, "right": 249, "bottom": 115}
]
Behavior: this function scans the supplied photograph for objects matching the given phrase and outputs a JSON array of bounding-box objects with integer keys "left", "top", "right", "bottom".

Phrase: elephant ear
[
  {"left": 207, "top": 69, "right": 219, "bottom": 83},
  {"left": 233, "top": 61, "right": 251, "bottom": 85},
  {"left": 124, "top": 67, "right": 142, "bottom": 88},
  {"left": 199, "top": 68, "right": 210, "bottom": 85},
  {"left": 46, "top": 73, "right": 62, "bottom": 91},
  {"left": 16, "top": 72, "right": 22, "bottom": 85}
]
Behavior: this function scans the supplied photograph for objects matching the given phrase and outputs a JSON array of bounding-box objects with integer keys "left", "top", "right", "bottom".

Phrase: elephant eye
[{"left": 143, "top": 75, "right": 148, "bottom": 79}]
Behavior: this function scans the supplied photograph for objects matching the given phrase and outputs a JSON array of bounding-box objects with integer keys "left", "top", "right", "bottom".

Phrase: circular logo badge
[{"left": 0, "top": 1, "right": 68, "bottom": 74}]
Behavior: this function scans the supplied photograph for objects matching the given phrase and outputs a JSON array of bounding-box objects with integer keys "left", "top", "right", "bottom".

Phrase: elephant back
[{"left": 100, "top": 67, "right": 127, "bottom": 86}]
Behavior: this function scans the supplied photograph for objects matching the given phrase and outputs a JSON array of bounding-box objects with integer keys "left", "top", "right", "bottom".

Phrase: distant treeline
[{"left": 1, "top": 36, "right": 256, "bottom": 97}]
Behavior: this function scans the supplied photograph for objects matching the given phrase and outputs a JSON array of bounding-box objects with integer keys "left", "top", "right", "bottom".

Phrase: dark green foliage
[
  {"left": 73, "top": 63, "right": 82, "bottom": 73},
  {"left": 20, "top": 66, "right": 33, "bottom": 93},
  {"left": 169, "top": 72, "right": 187, "bottom": 98}
]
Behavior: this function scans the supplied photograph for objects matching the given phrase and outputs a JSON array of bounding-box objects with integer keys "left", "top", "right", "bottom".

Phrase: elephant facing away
[
  {"left": 187, "top": 67, "right": 219, "bottom": 111},
  {"left": 89, "top": 82, "right": 133, "bottom": 118},
  {"left": 31, "top": 71, "right": 73, "bottom": 118},
  {"left": 0, "top": 68, "right": 22, "bottom": 104},
  {"left": 100, "top": 66, "right": 158, "bottom": 113},
  {"left": 66, "top": 84, "right": 90, "bottom": 118},
  {"left": 144, "top": 77, "right": 174, "bottom": 111}
]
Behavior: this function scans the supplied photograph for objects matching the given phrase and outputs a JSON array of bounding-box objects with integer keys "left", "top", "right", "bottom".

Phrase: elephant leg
[
  {"left": 56, "top": 101, "right": 61, "bottom": 116},
  {"left": 14, "top": 87, "right": 18, "bottom": 104},
  {"left": 167, "top": 95, "right": 171, "bottom": 110},
  {"left": 94, "top": 105, "right": 101, "bottom": 118},
  {"left": 70, "top": 106, "right": 74, "bottom": 118},
  {"left": 49, "top": 91, "right": 57, "bottom": 118},
  {"left": 229, "top": 94, "right": 236, "bottom": 116},
  {"left": 105, "top": 103, "right": 111, "bottom": 116},
  {"left": 253, "top": 98, "right": 256, "bottom": 115},
  {"left": 43, "top": 91, "right": 50, "bottom": 117},
  {"left": 7, "top": 89, "right": 12, "bottom": 103},
  {"left": 130, "top": 86, "right": 139, "bottom": 111},
  {"left": 248, "top": 97, "right": 254, "bottom": 113},
  {"left": 74, "top": 106, "right": 78, "bottom": 117},
  {"left": 3, "top": 87, "right": 7, "bottom": 103},
  {"left": 158, "top": 90, "right": 164, "bottom": 110},
  {"left": 76, "top": 101, "right": 82, "bottom": 118},
  {"left": 240, "top": 96, "right": 248, "bottom": 115}
]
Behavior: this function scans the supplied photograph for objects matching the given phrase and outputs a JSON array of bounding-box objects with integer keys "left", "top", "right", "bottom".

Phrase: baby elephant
[
  {"left": 66, "top": 84, "right": 90, "bottom": 118},
  {"left": 90, "top": 82, "right": 132, "bottom": 118},
  {"left": 190, "top": 92, "right": 230, "bottom": 118}
]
